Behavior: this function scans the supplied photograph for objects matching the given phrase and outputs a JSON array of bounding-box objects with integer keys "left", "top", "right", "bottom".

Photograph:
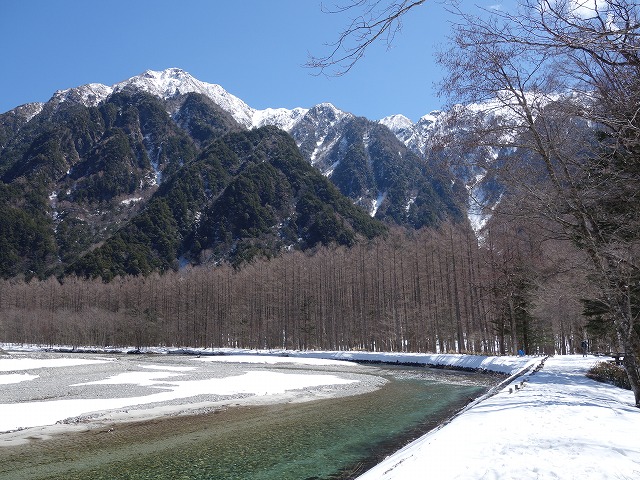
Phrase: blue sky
[{"left": 1, "top": 1, "right": 510, "bottom": 122}]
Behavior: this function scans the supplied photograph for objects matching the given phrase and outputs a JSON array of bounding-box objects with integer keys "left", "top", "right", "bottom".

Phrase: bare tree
[{"left": 435, "top": 0, "right": 640, "bottom": 405}]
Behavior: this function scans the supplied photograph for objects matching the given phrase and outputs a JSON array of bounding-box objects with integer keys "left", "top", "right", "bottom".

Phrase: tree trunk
[
  {"left": 508, "top": 293, "right": 519, "bottom": 355},
  {"left": 614, "top": 290, "right": 640, "bottom": 407}
]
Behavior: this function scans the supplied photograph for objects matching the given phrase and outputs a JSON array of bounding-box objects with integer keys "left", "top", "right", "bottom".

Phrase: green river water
[{"left": 1, "top": 367, "right": 491, "bottom": 480}]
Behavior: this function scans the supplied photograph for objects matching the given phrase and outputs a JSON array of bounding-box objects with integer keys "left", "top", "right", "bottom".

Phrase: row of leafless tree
[
  {"left": 0, "top": 220, "right": 599, "bottom": 355},
  {"left": 311, "top": 0, "right": 640, "bottom": 404}
]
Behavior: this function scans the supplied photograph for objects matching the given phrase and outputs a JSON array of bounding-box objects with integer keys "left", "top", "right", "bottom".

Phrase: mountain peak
[
  {"left": 34, "top": 68, "right": 312, "bottom": 131},
  {"left": 115, "top": 68, "right": 203, "bottom": 99},
  {"left": 379, "top": 114, "right": 413, "bottom": 131},
  {"left": 142, "top": 67, "right": 189, "bottom": 79},
  {"left": 252, "top": 107, "right": 309, "bottom": 131},
  {"left": 51, "top": 83, "right": 113, "bottom": 107},
  {"left": 110, "top": 68, "right": 255, "bottom": 127},
  {"left": 418, "top": 111, "right": 442, "bottom": 125}
]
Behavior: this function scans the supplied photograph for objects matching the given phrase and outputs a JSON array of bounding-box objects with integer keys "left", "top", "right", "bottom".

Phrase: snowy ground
[
  {"left": 357, "top": 355, "right": 640, "bottom": 480},
  {"left": 1, "top": 346, "right": 639, "bottom": 479}
]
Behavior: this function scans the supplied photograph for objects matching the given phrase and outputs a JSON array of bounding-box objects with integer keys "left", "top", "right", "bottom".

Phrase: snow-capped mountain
[
  {"left": 51, "top": 83, "right": 113, "bottom": 108},
  {"left": 28, "top": 67, "right": 445, "bottom": 167},
  {"left": 30, "top": 69, "right": 464, "bottom": 224},
  {"left": 0, "top": 67, "right": 496, "bottom": 278},
  {"left": 45, "top": 68, "right": 314, "bottom": 132},
  {"left": 379, "top": 112, "right": 443, "bottom": 157},
  {"left": 46, "top": 68, "right": 256, "bottom": 128},
  {"left": 0, "top": 102, "right": 45, "bottom": 126},
  {"left": 288, "top": 102, "right": 354, "bottom": 167},
  {"left": 48, "top": 68, "right": 436, "bottom": 154},
  {"left": 251, "top": 107, "right": 309, "bottom": 131},
  {"left": 2, "top": 68, "right": 467, "bottom": 226},
  {"left": 377, "top": 92, "right": 562, "bottom": 231}
]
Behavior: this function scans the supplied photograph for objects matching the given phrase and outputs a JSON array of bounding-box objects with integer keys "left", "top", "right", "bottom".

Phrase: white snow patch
[
  {"left": 0, "top": 357, "right": 111, "bottom": 372},
  {"left": 0, "top": 373, "right": 38, "bottom": 385},
  {"left": 379, "top": 114, "right": 413, "bottom": 131},
  {"left": 10, "top": 102, "right": 45, "bottom": 122},
  {"left": 97, "top": 68, "right": 254, "bottom": 128},
  {"left": 74, "top": 371, "right": 187, "bottom": 387},
  {"left": 141, "top": 364, "right": 197, "bottom": 372},
  {"left": 310, "top": 135, "right": 340, "bottom": 165},
  {"left": 370, "top": 191, "right": 387, "bottom": 217},
  {"left": 52, "top": 83, "right": 113, "bottom": 107},
  {"left": 324, "top": 160, "right": 340, "bottom": 177},
  {"left": 362, "top": 131, "right": 371, "bottom": 150},
  {"left": 405, "top": 195, "right": 417, "bottom": 212},
  {"left": 251, "top": 107, "right": 309, "bottom": 131},
  {"left": 0, "top": 364, "right": 356, "bottom": 432},
  {"left": 195, "top": 354, "right": 359, "bottom": 368}
]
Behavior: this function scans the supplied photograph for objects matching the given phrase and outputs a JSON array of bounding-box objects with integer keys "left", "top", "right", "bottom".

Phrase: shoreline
[
  {"left": 0, "top": 347, "right": 536, "bottom": 440},
  {"left": 0, "top": 347, "right": 547, "bottom": 479},
  {"left": 356, "top": 355, "right": 640, "bottom": 479}
]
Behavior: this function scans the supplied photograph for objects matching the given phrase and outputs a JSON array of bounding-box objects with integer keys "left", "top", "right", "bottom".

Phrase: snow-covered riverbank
[
  {"left": 356, "top": 355, "right": 640, "bottom": 480},
  {"left": 2, "top": 345, "right": 638, "bottom": 479}
]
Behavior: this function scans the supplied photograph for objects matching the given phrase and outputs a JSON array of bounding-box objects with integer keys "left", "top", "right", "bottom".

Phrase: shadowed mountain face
[
  {"left": 0, "top": 69, "right": 464, "bottom": 280},
  {"left": 287, "top": 108, "right": 466, "bottom": 228}
]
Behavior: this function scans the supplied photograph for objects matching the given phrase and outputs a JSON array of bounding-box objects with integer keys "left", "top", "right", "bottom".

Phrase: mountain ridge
[
  {"left": 0, "top": 68, "right": 469, "bottom": 280},
  {"left": 5, "top": 68, "right": 447, "bottom": 142},
  {"left": 3, "top": 68, "right": 464, "bottom": 222}
]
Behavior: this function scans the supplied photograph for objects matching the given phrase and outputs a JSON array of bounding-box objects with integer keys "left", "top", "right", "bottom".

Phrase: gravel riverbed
[{"left": 1, "top": 351, "right": 388, "bottom": 446}]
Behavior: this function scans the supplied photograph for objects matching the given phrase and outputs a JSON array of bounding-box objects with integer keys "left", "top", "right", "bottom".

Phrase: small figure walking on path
[{"left": 581, "top": 340, "right": 588, "bottom": 357}]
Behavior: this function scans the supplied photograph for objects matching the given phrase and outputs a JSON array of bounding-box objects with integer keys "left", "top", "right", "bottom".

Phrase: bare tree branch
[{"left": 306, "top": 0, "right": 428, "bottom": 76}]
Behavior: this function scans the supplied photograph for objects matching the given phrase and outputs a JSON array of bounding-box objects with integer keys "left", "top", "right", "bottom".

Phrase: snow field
[{"left": 356, "top": 355, "right": 640, "bottom": 480}]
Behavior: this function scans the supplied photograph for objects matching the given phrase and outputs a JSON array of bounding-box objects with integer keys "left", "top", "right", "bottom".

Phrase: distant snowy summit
[
  {"left": 43, "top": 68, "right": 355, "bottom": 133},
  {"left": 47, "top": 68, "right": 261, "bottom": 129},
  {"left": 8, "top": 68, "right": 465, "bottom": 158},
  {"left": 29, "top": 68, "right": 448, "bottom": 142},
  {"left": 379, "top": 112, "right": 443, "bottom": 156},
  {"left": 7, "top": 67, "right": 534, "bottom": 160}
]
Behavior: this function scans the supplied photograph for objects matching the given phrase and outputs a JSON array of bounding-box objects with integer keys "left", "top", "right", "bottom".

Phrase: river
[{"left": 0, "top": 360, "right": 498, "bottom": 480}]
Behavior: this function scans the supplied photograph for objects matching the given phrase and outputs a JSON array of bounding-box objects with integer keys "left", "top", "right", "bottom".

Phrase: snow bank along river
[{"left": 0, "top": 351, "right": 500, "bottom": 479}]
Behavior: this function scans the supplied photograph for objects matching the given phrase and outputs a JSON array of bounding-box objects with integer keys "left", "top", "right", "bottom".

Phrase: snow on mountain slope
[
  {"left": 20, "top": 68, "right": 407, "bottom": 158},
  {"left": 13, "top": 68, "right": 550, "bottom": 156},
  {"left": 289, "top": 102, "right": 354, "bottom": 167},
  {"left": 4, "top": 68, "right": 487, "bottom": 230},
  {"left": 6, "top": 102, "right": 45, "bottom": 123},
  {"left": 113, "top": 68, "right": 256, "bottom": 128},
  {"left": 378, "top": 113, "right": 413, "bottom": 132},
  {"left": 42, "top": 68, "right": 316, "bottom": 132},
  {"left": 379, "top": 111, "right": 444, "bottom": 157},
  {"left": 252, "top": 107, "right": 309, "bottom": 131},
  {"left": 51, "top": 83, "right": 113, "bottom": 108}
]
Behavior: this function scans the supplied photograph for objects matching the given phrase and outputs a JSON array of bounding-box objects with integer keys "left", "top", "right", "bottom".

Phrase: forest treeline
[{"left": 0, "top": 222, "right": 607, "bottom": 355}]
